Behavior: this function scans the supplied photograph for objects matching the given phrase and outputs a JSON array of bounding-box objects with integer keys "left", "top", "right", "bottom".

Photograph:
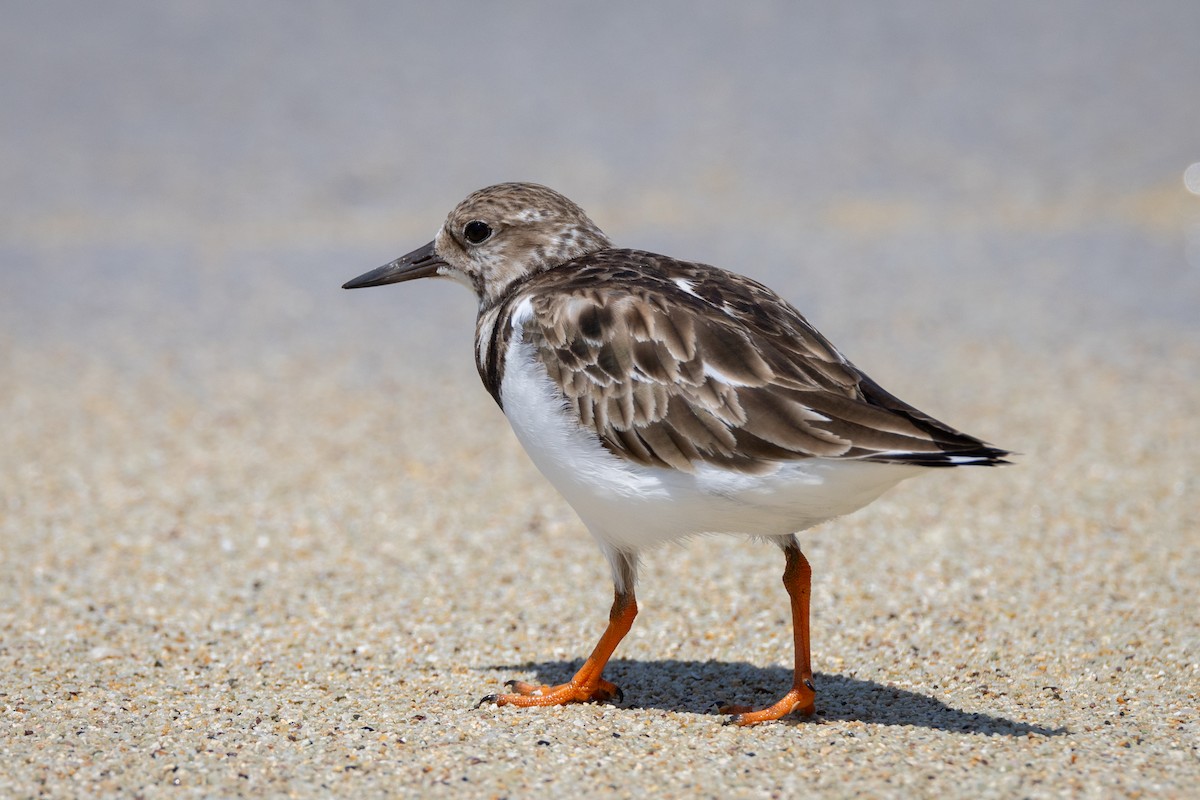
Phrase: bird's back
[{"left": 484, "top": 248, "right": 1009, "bottom": 475}]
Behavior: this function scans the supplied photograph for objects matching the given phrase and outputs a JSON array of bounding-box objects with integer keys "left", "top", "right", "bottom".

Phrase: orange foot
[
  {"left": 480, "top": 590, "right": 638, "bottom": 712},
  {"left": 480, "top": 677, "right": 624, "bottom": 708},
  {"left": 721, "top": 680, "right": 816, "bottom": 726}
]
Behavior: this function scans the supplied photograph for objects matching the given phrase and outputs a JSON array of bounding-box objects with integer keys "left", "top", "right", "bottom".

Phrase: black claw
[
  {"left": 612, "top": 685, "right": 624, "bottom": 704},
  {"left": 804, "top": 679, "right": 815, "bottom": 692},
  {"left": 722, "top": 715, "right": 740, "bottom": 727},
  {"left": 475, "top": 694, "right": 498, "bottom": 709},
  {"left": 503, "top": 679, "right": 519, "bottom": 690}
]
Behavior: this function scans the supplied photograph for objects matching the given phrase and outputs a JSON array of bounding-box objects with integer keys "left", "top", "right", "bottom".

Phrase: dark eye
[{"left": 463, "top": 220, "right": 492, "bottom": 244}]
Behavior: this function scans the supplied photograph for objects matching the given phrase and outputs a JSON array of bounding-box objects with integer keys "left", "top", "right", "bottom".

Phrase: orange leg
[
  {"left": 724, "top": 545, "right": 817, "bottom": 725},
  {"left": 482, "top": 588, "right": 637, "bottom": 708}
]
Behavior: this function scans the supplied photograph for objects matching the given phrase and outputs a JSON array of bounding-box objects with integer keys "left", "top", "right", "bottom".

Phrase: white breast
[{"left": 498, "top": 334, "right": 921, "bottom": 553}]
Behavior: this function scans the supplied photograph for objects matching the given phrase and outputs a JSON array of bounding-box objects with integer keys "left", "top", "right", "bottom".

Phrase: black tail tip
[{"left": 871, "top": 446, "right": 1014, "bottom": 468}]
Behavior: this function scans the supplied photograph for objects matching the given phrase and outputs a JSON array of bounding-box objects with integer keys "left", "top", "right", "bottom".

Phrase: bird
[{"left": 343, "top": 182, "right": 1009, "bottom": 725}]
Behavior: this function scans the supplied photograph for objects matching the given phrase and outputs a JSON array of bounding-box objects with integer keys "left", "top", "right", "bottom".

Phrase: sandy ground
[
  {"left": 2, "top": 3, "right": 1199, "bottom": 798},
  {"left": 3, "top": 326, "right": 1199, "bottom": 798}
]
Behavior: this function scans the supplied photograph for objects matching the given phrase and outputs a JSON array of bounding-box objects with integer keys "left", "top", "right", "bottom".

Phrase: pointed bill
[{"left": 343, "top": 240, "right": 446, "bottom": 289}]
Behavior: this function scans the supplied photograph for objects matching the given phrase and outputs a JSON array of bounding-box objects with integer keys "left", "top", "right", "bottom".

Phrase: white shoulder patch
[{"left": 510, "top": 296, "right": 535, "bottom": 330}]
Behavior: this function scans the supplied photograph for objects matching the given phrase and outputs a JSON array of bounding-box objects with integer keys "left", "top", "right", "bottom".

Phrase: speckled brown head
[{"left": 343, "top": 182, "right": 612, "bottom": 308}]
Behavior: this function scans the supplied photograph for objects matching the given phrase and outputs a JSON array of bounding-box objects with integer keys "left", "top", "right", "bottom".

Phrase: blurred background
[
  {"left": 1, "top": 3, "right": 1198, "bottom": 794},
  {"left": 3, "top": 1, "right": 1197, "bottom": 366}
]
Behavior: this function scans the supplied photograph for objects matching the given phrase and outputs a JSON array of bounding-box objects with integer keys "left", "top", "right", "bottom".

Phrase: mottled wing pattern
[{"left": 517, "top": 249, "right": 1007, "bottom": 474}]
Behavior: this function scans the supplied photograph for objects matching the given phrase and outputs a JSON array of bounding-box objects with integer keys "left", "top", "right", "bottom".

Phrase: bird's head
[{"left": 343, "top": 182, "right": 611, "bottom": 308}]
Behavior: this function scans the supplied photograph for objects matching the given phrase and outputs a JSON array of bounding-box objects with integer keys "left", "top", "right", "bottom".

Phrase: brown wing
[{"left": 518, "top": 250, "right": 1007, "bottom": 474}]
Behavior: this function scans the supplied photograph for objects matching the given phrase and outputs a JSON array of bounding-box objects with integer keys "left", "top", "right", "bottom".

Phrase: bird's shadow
[{"left": 481, "top": 658, "right": 1065, "bottom": 736}]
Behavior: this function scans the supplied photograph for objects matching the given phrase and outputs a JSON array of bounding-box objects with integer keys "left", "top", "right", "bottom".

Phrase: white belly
[{"left": 499, "top": 338, "right": 920, "bottom": 552}]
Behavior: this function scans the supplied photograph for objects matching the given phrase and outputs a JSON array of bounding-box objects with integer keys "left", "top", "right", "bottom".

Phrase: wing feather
[{"left": 512, "top": 250, "right": 1008, "bottom": 472}]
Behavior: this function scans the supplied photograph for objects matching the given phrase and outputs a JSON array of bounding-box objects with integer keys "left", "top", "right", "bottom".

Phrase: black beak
[{"left": 342, "top": 241, "right": 446, "bottom": 289}]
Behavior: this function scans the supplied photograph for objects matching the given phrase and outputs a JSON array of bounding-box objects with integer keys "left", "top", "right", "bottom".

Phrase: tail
[
  {"left": 866, "top": 444, "right": 1012, "bottom": 468},
  {"left": 854, "top": 374, "right": 1013, "bottom": 468}
]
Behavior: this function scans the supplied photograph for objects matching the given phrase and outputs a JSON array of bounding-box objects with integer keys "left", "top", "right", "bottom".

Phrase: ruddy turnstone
[{"left": 344, "top": 182, "right": 1009, "bottom": 725}]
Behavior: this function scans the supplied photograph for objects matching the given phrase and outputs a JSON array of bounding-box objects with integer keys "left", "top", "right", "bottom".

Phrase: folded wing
[{"left": 519, "top": 251, "right": 1009, "bottom": 474}]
